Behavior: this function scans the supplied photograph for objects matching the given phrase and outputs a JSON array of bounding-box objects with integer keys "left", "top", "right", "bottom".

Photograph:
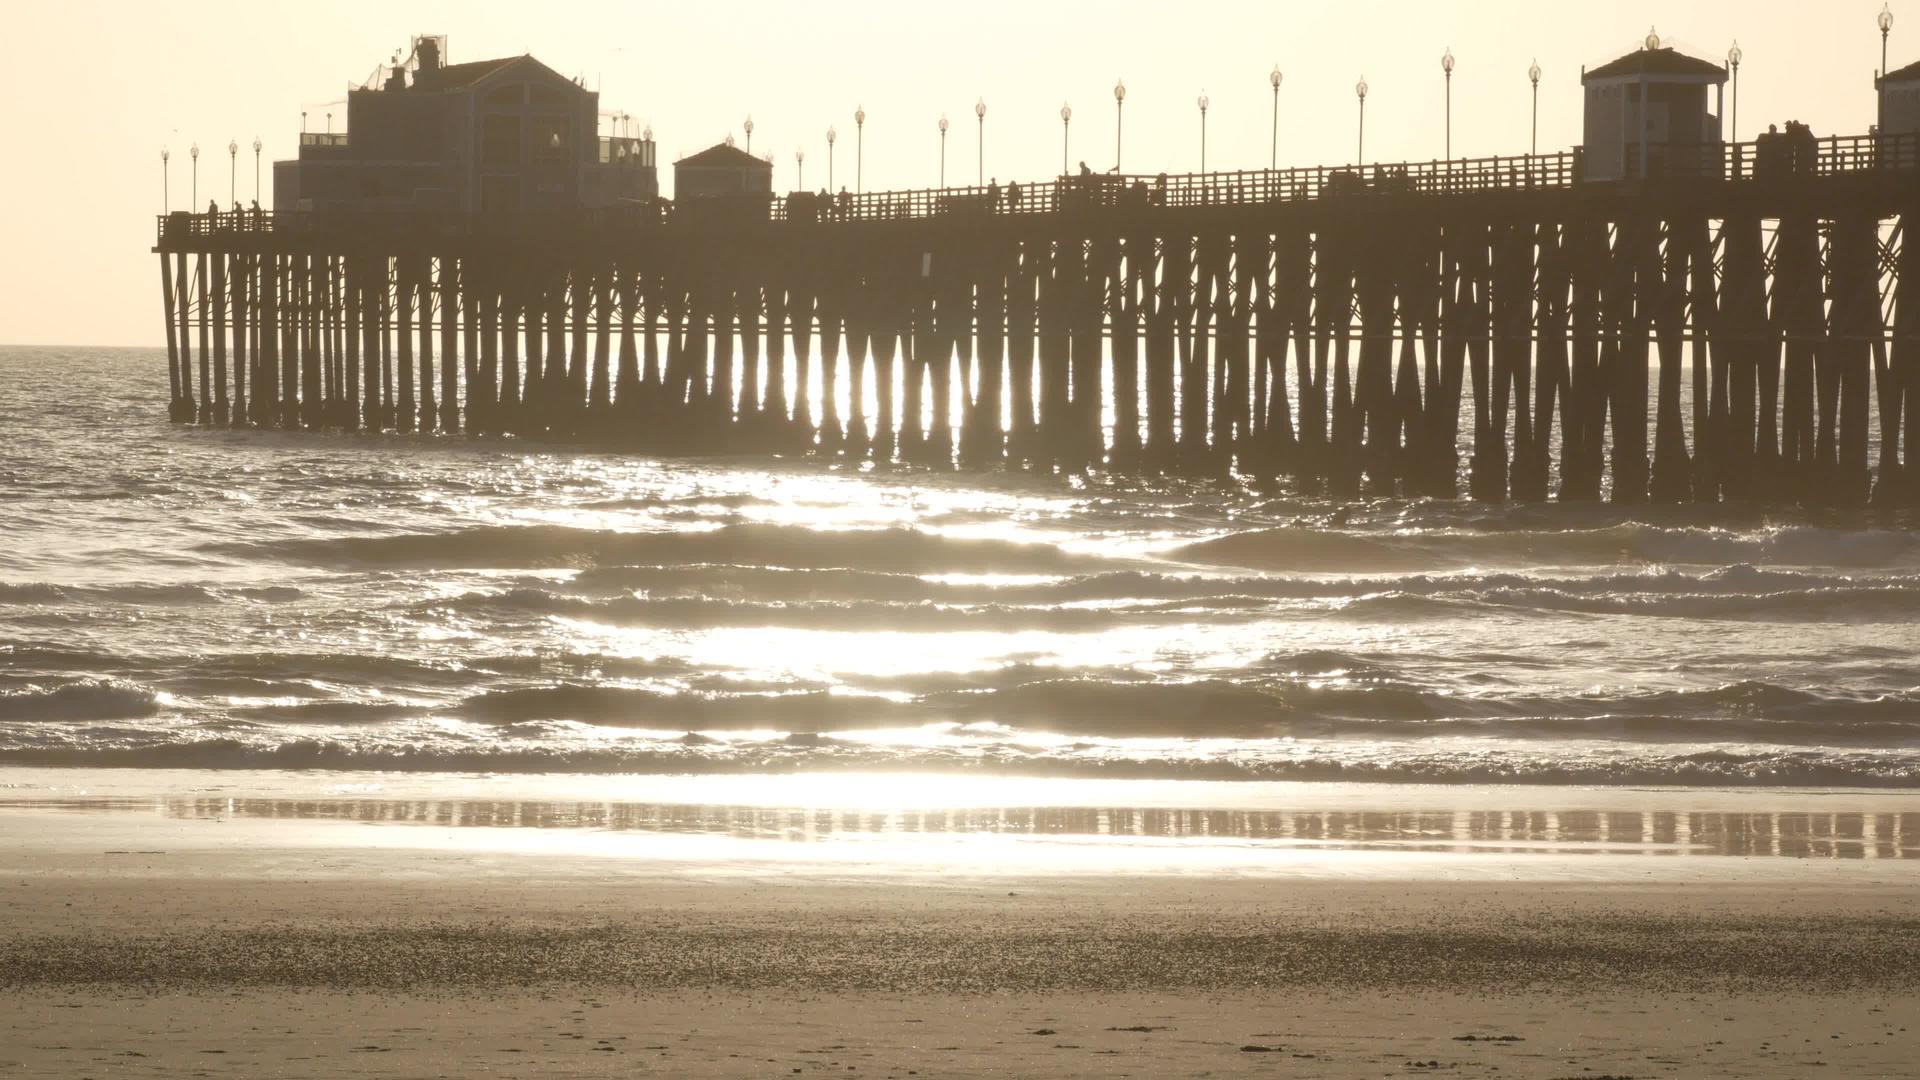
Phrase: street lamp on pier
[
  {"left": 975, "top": 97, "right": 986, "bottom": 185},
  {"left": 796, "top": 147, "right": 805, "bottom": 190},
  {"left": 1728, "top": 41, "right": 1742, "bottom": 142},
  {"left": 1355, "top": 78, "right": 1367, "bottom": 163},
  {"left": 1442, "top": 47, "right": 1455, "bottom": 160},
  {"left": 1882, "top": 4, "right": 1895, "bottom": 83},
  {"left": 1061, "top": 102, "right": 1072, "bottom": 174},
  {"left": 1114, "top": 78, "right": 1126, "bottom": 171},
  {"left": 855, "top": 106, "right": 866, "bottom": 193},
  {"left": 161, "top": 149, "right": 170, "bottom": 212},
  {"left": 252, "top": 137, "right": 262, "bottom": 203},
  {"left": 1528, "top": 60, "right": 1541, "bottom": 156},
  {"left": 1269, "top": 65, "right": 1282, "bottom": 168},
  {"left": 744, "top": 116, "right": 753, "bottom": 154},
  {"left": 190, "top": 142, "right": 199, "bottom": 209},
  {"left": 227, "top": 140, "right": 237, "bottom": 206},
  {"left": 827, "top": 126, "right": 837, "bottom": 192},
  {"left": 1197, "top": 92, "right": 1209, "bottom": 170},
  {"left": 939, "top": 114, "right": 949, "bottom": 188}
]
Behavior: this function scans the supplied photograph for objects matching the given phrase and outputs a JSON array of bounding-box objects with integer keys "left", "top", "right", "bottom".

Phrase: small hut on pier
[{"left": 1580, "top": 34, "right": 1729, "bottom": 181}]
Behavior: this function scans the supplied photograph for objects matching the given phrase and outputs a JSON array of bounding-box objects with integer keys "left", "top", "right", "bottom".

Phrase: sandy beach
[{"left": 2, "top": 773, "right": 1918, "bottom": 1077}]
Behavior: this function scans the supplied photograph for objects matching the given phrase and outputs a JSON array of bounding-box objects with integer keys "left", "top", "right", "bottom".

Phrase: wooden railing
[
  {"left": 158, "top": 130, "right": 1920, "bottom": 245},
  {"left": 771, "top": 151, "right": 1580, "bottom": 223}
]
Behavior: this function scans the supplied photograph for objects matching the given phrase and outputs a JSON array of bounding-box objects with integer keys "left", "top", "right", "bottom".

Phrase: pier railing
[{"left": 158, "top": 130, "right": 1920, "bottom": 245}]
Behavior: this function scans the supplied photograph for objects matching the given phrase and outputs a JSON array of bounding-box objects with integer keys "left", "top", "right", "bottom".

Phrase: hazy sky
[{"left": 0, "top": 0, "right": 1900, "bottom": 346}]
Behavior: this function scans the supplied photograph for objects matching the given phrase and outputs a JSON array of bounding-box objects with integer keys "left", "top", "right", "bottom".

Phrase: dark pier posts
[
  {"left": 1109, "top": 235, "right": 1144, "bottom": 470},
  {"left": 1720, "top": 215, "right": 1766, "bottom": 499},
  {"left": 1184, "top": 233, "right": 1219, "bottom": 473},
  {"left": 1692, "top": 218, "right": 1728, "bottom": 502},
  {"left": 1605, "top": 219, "right": 1652, "bottom": 503},
  {"left": 968, "top": 246, "right": 1009, "bottom": 468},
  {"left": 788, "top": 281, "right": 815, "bottom": 442},
  {"left": 161, "top": 255, "right": 183, "bottom": 422},
  {"left": 210, "top": 251, "right": 229, "bottom": 426},
  {"left": 442, "top": 256, "right": 460, "bottom": 434},
  {"left": 873, "top": 277, "right": 902, "bottom": 463},
  {"left": 1891, "top": 210, "right": 1920, "bottom": 503},
  {"left": 1828, "top": 214, "right": 1877, "bottom": 505},
  {"left": 1352, "top": 222, "right": 1397, "bottom": 493},
  {"left": 179, "top": 253, "right": 198, "bottom": 422},
  {"left": 475, "top": 262, "right": 500, "bottom": 435},
  {"left": 229, "top": 252, "right": 248, "bottom": 427},
  {"left": 1650, "top": 218, "right": 1695, "bottom": 503},
  {"left": 1278, "top": 228, "right": 1319, "bottom": 488},
  {"left": 414, "top": 257, "right": 436, "bottom": 434},
  {"left": 844, "top": 270, "right": 870, "bottom": 459},
  {"left": 760, "top": 273, "right": 788, "bottom": 431},
  {"left": 1007, "top": 250, "right": 1039, "bottom": 465},
  {"left": 360, "top": 257, "right": 381, "bottom": 431},
  {"left": 1521, "top": 221, "right": 1569, "bottom": 503},
  {"left": 1776, "top": 211, "right": 1822, "bottom": 495},
  {"left": 395, "top": 257, "right": 416, "bottom": 433}
]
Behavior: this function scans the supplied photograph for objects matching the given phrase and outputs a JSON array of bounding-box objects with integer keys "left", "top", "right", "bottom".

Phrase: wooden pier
[{"left": 154, "top": 134, "right": 1920, "bottom": 505}]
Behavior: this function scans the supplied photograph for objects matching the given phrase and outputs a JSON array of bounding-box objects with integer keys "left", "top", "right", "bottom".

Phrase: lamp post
[
  {"left": 1061, "top": 102, "right": 1072, "bottom": 174},
  {"left": 252, "top": 137, "right": 262, "bottom": 203},
  {"left": 1269, "top": 65, "right": 1282, "bottom": 168},
  {"left": 1442, "top": 47, "right": 1455, "bottom": 160},
  {"left": 227, "top": 140, "right": 237, "bottom": 206},
  {"left": 1883, "top": 4, "right": 1895, "bottom": 83},
  {"left": 161, "top": 149, "right": 170, "bottom": 212},
  {"left": 743, "top": 116, "right": 753, "bottom": 154},
  {"left": 1728, "top": 41, "right": 1742, "bottom": 142},
  {"left": 975, "top": 97, "right": 986, "bottom": 185},
  {"left": 1114, "top": 78, "right": 1126, "bottom": 171},
  {"left": 1529, "top": 60, "right": 1541, "bottom": 156},
  {"left": 827, "top": 126, "right": 836, "bottom": 191},
  {"left": 938, "top": 114, "right": 949, "bottom": 187},
  {"left": 1355, "top": 78, "right": 1367, "bottom": 163},
  {"left": 1197, "top": 92, "right": 1209, "bottom": 170},
  {"left": 796, "top": 147, "right": 805, "bottom": 190},
  {"left": 855, "top": 105, "right": 865, "bottom": 193},
  {"left": 190, "top": 142, "right": 199, "bottom": 209}
]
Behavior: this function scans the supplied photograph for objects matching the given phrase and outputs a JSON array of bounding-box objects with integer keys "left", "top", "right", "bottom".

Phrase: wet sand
[
  {"left": 4, "top": 862, "right": 1920, "bottom": 1076},
  {"left": 2, "top": 776, "right": 1919, "bottom": 1076}
]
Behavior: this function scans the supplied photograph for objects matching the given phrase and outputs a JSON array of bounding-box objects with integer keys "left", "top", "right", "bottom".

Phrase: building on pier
[
  {"left": 672, "top": 141, "right": 774, "bottom": 200},
  {"left": 271, "top": 35, "right": 658, "bottom": 214},
  {"left": 1880, "top": 59, "right": 1920, "bottom": 135},
  {"left": 1580, "top": 38, "right": 1728, "bottom": 181}
]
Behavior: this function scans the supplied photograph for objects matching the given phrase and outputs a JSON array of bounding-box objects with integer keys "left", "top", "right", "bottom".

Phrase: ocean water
[{"left": 3, "top": 345, "right": 1919, "bottom": 787}]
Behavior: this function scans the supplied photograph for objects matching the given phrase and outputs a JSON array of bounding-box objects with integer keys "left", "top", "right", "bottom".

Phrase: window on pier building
[
  {"left": 531, "top": 116, "right": 569, "bottom": 164},
  {"left": 482, "top": 114, "right": 522, "bottom": 167}
]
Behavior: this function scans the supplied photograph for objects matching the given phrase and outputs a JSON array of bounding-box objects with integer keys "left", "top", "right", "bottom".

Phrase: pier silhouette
[{"left": 152, "top": 46, "right": 1920, "bottom": 506}]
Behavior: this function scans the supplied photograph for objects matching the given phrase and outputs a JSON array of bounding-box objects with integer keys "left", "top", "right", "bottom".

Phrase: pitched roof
[
  {"left": 675, "top": 142, "right": 772, "bottom": 169},
  {"left": 412, "top": 56, "right": 521, "bottom": 91},
  {"left": 1583, "top": 46, "right": 1728, "bottom": 82},
  {"left": 1885, "top": 58, "right": 1920, "bottom": 83}
]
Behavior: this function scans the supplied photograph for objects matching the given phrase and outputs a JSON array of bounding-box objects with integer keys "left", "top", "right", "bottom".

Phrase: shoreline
[{"left": 5, "top": 768, "right": 1919, "bottom": 1075}]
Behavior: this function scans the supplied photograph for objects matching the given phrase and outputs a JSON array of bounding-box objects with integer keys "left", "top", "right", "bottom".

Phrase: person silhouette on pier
[
  {"left": 987, "top": 178, "right": 1000, "bottom": 210},
  {"left": 1006, "top": 179, "right": 1020, "bottom": 210}
]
